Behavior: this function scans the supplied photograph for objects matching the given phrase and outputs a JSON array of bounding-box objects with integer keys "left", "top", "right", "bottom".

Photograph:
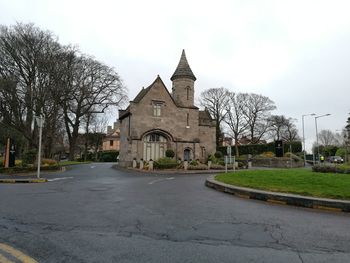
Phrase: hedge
[
  {"left": 154, "top": 157, "right": 178, "bottom": 169},
  {"left": 0, "top": 165, "right": 61, "bottom": 174},
  {"left": 312, "top": 164, "right": 350, "bottom": 174},
  {"left": 217, "top": 141, "right": 302, "bottom": 156},
  {"left": 98, "top": 151, "right": 119, "bottom": 162}
]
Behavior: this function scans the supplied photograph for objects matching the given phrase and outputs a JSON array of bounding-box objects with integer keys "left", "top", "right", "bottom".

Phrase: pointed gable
[
  {"left": 170, "top": 49, "right": 196, "bottom": 81},
  {"left": 131, "top": 75, "right": 177, "bottom": 106}
]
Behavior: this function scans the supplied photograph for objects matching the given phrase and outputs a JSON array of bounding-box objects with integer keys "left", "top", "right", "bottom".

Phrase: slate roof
[
  {"left": 198, "top": 108, "right": 215, "bottom": 126},
  {"left": 170, "top": 49, "right": 196, "bottom": 81}
]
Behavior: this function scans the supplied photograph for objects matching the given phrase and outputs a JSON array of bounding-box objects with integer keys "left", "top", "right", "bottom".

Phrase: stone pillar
[
  {"left": 247, "top": 154, "right": 252, "bottom": 169},
  {"left": 149, "top": 160, "right": 154, "bottom": 170},
  {"left": 184, "top": 161, "right": 188, "bottom": 170},
  {"left": 132, "top": 159, "right": 137, "bottom": 168},
  {"left": 208, "top": 160, "right": 212, "bottom": 170},
  {"left": 139, "top": 159, "right": 144, "bottom": 170}
]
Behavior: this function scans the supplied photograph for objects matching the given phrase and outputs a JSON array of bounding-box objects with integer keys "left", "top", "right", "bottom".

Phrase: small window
[
  {"left": 186, "top": 113, "right": 190, "bottom": 127},
  {"left": 153, "top": 103, "right": 162, "bottom": 117},
  {"left": 186, "top": 87, "right": 190, "bottom": 100},
  {"left": 110, "top": 140, "right": 114, "bottom": 146}
]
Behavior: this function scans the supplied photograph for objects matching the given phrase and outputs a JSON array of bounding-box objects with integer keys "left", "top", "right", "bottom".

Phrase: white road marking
[
  {"left": 48, "top": 177, "right": 73, "bottom": 182},
  {"left": 90, "top": 166, "right": 96, "bottom": 169},
  {"left": 148, "top": 177, "right": 174, "bottom": 185}
]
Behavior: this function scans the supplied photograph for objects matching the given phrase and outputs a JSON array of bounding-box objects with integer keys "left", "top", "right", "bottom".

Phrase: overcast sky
[{"left": 1, "top": 0, "right": 349, "bottom": 152}]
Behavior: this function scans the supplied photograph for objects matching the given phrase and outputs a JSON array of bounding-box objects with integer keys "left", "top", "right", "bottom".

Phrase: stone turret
[{"left": 171, "top": 50, "right": 196, "bottom": 107}]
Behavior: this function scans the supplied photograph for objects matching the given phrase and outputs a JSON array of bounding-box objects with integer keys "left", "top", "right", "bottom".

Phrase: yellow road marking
[
  {"left": 267, "top": 199, "right": 287, "bottom": 205},
  {"left": 0, "top": 243, "right": 38, "bottom": 263},
  {"left": 313, "top": 205, "right": 342, "bottom": 212},
  {"left": 235, "top": 193, "right": 250, "bottom": 199},
  {"left": 0, "top": 252, "right": 15, "bottom": 263}
]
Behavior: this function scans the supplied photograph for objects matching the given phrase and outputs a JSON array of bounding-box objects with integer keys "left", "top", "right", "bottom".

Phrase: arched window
[{"left": 186, "top": 86, "right": 190, "bottom": 100}]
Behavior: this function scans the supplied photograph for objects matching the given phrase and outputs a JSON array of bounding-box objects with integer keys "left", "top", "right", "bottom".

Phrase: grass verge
[
  {"left": 216, "top": 168, "right": 350, "bottom": 200},
  {"left": 58, "top": 161, "right": 91, "bottom": 166}
]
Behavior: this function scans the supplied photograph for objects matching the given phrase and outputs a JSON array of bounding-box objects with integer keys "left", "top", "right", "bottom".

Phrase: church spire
[{"left": 170, "top": 49, "right": 196, "bottom": 81}]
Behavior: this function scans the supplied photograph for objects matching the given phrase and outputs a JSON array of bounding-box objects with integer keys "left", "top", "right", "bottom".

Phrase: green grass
[{"left": 216, "top": 168, "right": 350, "bottom": 200}]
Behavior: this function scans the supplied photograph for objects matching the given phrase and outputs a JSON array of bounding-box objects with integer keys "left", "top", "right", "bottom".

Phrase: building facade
[
  {"left": 102, "top": 121, "right": 120, "bottom": 151},
  {"left": 118, "top": 50, "right": 216, "bottom": 167}
]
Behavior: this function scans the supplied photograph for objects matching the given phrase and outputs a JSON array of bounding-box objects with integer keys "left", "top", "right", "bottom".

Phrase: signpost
[
  {"left": 36, "top": 115, "right": 44, "bottom": 179},
  {"left": 225, "top": 145, "right": 235, "bottom": 173},
  {"left": 4, "top": 138, "right": 15, "bottom": 168}
]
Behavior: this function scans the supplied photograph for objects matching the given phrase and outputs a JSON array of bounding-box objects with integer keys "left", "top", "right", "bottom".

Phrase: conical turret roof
[{"left": 170, "top": 50, "right": 196, "bottom": 81}]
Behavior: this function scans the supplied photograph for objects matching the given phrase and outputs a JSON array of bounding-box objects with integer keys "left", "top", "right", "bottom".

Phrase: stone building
[
  {"left": 118, "top": 50, "right": 216, "bottom": 167},
  {"left": 102, "top": 121, "right": 120, "bottom": 151}
]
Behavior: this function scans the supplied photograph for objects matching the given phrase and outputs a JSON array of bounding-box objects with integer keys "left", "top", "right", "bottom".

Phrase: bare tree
[
  {"left": 269, "top": 115, "right": 288, "bottom": 141},
  {"left": 60, "top": 55, "right": 127, "bottom": 160},
  {"left": 242, "top": 93, "right": 276, "bottom": 144},
  {"left": 225, "top": 92, "right": 248, "bottom": 156},
  {"left": 0, "top": 23, "right": 64, "bottom": 154},
  {"left": 200, "top": 87, "right": 230, "bottom": 147},
  {"left": 282, "top": 118, "right": 299, "bottom": 143},
  {"left": 318, "top": 129, "right": 336, "bottom": 147}
]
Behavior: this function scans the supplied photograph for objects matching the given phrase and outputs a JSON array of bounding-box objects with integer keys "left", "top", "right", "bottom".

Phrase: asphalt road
[{"left": 0, "top": 163, "right": 349, "bottom": 263}]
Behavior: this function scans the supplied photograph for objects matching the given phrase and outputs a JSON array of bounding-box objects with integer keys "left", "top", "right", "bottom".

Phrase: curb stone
[
  {"left": 205, "top": 175, "right": 350, "bottom": 213},
  {"left": 0, "top": 178, "right": 48, "bottom": 183}
]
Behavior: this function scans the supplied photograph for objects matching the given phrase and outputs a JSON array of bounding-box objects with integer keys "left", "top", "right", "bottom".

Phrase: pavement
[{"left": 1, "top": 163, "right": 350, "bottom": 262}]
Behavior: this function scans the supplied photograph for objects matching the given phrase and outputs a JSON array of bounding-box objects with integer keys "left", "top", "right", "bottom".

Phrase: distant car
[{"left": 328, "top": 156, "right": 344, "bottom": 163}]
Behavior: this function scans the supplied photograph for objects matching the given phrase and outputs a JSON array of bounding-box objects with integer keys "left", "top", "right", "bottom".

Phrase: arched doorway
[
  {"left": 143, "top": 133, "right": 168, "bottom": 161},
  {"left": 184, "top": 148, "right": 192, "bottom": 161}
]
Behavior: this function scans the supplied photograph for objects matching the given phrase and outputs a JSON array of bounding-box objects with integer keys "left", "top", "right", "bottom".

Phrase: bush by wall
[
  {"left": 165, "top": 149, "right": 175, "bottom": 158},
  {"left": 154, "top": 157, "right": 178, "bottom": 169}
]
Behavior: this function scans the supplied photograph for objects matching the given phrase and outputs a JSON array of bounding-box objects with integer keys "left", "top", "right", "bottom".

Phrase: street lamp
[
  {"left": 35, "top": 115, "right": 44, "bottom": 179},
  {"left": 302, "top": 113, "right": 316, "bottom": 166},
  {"left": 314, "top": 114, "right": 331, "bottom": 164}
]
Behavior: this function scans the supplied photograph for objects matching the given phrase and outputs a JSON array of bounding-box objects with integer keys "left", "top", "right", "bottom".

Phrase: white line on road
[
  {"left": 148, "top": 177, "right": 174, "bottom": 185},
  {"left": 90, "top": 166, "right": 96, "bottom": 169},
  {"left": 48, "top": 177, "right": 73, "bottom": 182}
]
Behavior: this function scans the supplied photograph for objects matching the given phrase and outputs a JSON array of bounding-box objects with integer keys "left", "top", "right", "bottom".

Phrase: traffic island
[{"left": 206, "top": 175, "right": 350, "bottom": 213}]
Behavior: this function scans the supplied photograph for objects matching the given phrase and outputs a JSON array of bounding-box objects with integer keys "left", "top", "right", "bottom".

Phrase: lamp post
[
  {"left": 35, "top": 115, "right": 44, "bottom": 179},
  {"left": 302, "top": 113, "right": 315, "bottom": 166},
  {"left": 314, "top": 114, "right": 331, "bottom": 165}
]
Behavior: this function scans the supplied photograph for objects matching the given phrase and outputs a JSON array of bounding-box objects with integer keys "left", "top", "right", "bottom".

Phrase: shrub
[
  {"left": 214, "top": 151, "right": 223, "bottom": 158},
  {"left": 0, "top": 158, "right": 3, "bottom": 167},
  {"left": 260, "top": 151, "right": 275, "bottom": 158},
  {"left": 210, "top": 163, "right": 225, "bottom": 170},
  {"left": 188, "top": 163, "right": 207, "bottom": 170},
  {"left": 335, "top": 148, "right": 346, "bottom": 158},
  {"left": 165, "top": 149, "right": 175, "bottom": 158},
  {"left": 98, "top": 151, "right": 119, "bottom": 162},
  {"left": 154, "top": 157, "right": 178, "bottom": 169},
  {"left": 207, "top": 155, "right": 215, "bottom": 162},
  {"left": 190, "top": 160, "right": 198, "bottom": 166},
  {"left": 0, "top": 164, "right": 61, "bottom": 174},
  {"left": 42, "top": 159, "right": 58, "bottom": 166},
  {"left": 22, "top": 149, "right": 37, "bottom": 165},
  {"left": 312, "top": 164, "right": 350, "bottom": 174}
]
